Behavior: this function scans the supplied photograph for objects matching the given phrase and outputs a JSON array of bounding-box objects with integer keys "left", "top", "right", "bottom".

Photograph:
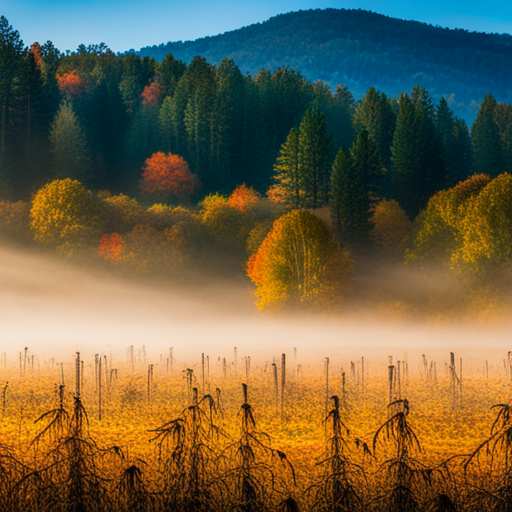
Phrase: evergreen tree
[
  {"left": 391, "top": 87, "right": 444, "bottom": 218},
  {"left": 493, "top": 101, "right": 512, "bottom": 174},
  {"left": 0, "top": 16, "right": 24, "bottom": 195},
  {"left": 471, "top": 93, "right": 504, "bottom": 177},
  {"left": 210, "top": 58, "right": 245, "bottom": 191},
  {"left": 50, "top": 101, "right": 91, "bottom": 181},
  {"left": 330, "top": 147, "right": 353, "bottom": 242},
  {"left": 298, "top": 107, "right": 333, "bottom": 208},
  {"left": 333, "top": 84, "right": 356, "bottom": 151},
  {"left": 272, "top": 127, "right": 301, "bottom": 207},
  {"left": 436, "top": 97, "right": 473, "bottom": 185},
  {"left": 156, "top": 53, "right": 186, "bottom": 97},
  {"left": 12, "top": 45, "right": 47, "bottom": 194},
  {"left": 354, "top": 87, "right": 396, "bottom": 168},
  {"left": 330, "top": 130, "right": 382, "bottom": 245}
]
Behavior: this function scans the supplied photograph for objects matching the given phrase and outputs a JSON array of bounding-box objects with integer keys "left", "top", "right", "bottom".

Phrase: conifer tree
[
  {"left": 330, "top": 130, "right": 382, "bottom": 245},
  {"left": 471, "top": 93, "right": 504, "bottom": 177},
  {"left": 272, "top": 127, "right": 301, "bottom": 207},
  {"left": 436, "top": 97, "right": 473, "bottom": 186},
  {"left": 298, "top": 107, "right": 333, "bottom": 208},
  {"left": 354, "top": 87, "right": 396, "bottom": 167},
  {"left": 0, "top": 16, "right": 24, "bottom": 194},
  {"left": 50, "top": 102, "right": 91, "bottom": 181},
  {"left": 391, "top": 87, "right": 444, "bottom": 218}
]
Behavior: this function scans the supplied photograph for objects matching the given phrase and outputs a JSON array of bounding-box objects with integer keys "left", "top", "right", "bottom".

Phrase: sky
[{"left": 2, "top": 0, "right": 512, "bottom": 54}]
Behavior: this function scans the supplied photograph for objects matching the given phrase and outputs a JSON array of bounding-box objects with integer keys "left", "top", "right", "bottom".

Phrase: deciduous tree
[
  {"left": 140, "top": 152, "right": 201, "bottom": 203},
  {"left": 30, "top": 178, "right": 103, "bottom": 253},
  {"left": 247, "top": 209, "right": 353, "bottom": 311}
]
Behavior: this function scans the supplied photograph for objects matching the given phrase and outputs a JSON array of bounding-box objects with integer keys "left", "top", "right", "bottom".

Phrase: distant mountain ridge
[{"left": 134, "top": 8, "right": 512, "bottom": 121}]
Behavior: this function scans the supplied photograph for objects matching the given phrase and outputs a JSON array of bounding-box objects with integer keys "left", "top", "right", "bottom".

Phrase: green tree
[
  {"left": 0, "top": 16, "right": 24, "bottom": 194},
  {"left": 210, "top": 58, "right": 245, "bottom": 190},
  {"left": 247, "top": 209, "right": 353, "bottom": 311},
  {"left": 354, "top": 87, "right": 396, "bottom": 167},
  {"left": 156, "top": 53, "right": 186, "bottom": 97},
  {"left": 390, "top": 87, "right": 444, "bottom": 218},
  {"left": 50, "top": 101, "right": 91, "bottom": 181},
  {"left": 330, "top": 130, "right": 382, "bottom": 245},
  {"left": 298, "top": 107, "right": 333, "bottom": 208},
  {"left": 436, "top": 97, "right": 473, "bottom": 186},
  {"left": 271, "top": 127, "right": 301, "bottom": 207},
  {"left": 471, "top": 93, "right": 504, "bottom": 177}
]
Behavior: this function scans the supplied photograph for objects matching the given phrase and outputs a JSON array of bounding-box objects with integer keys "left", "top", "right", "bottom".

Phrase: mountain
[{"left": 135, "top": 8, "right": 512, "bottom": 121}]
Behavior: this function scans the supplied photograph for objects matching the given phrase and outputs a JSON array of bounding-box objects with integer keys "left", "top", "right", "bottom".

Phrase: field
[{"left": 1, "top": 346, "right": 511, "bottom": 511}]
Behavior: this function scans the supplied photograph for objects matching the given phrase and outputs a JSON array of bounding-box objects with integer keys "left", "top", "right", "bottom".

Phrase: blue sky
[{"left": 2, "top": 0, "right": 512, "bottom": 53}]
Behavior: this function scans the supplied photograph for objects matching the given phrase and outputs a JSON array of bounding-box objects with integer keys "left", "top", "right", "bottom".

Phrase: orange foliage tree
[
  {"left": 140, "top": 152, "right": 201, "bottom": 203},
  {"left": 57, "top": 71, "right": 87, "bottom": 99},
  {"left": 141, "top": 81, "right": 165, "bottom": 108},
  {"left": 247, "top": 209, "right": 353, "bottom": 311},
  {"left": 227, "top": 184, "right": 261, "bottom": 212},
  {"left": 29, "top": 42, "right": 43, "bottom": 68},
  {"left": 98, "top": 233, "right": 126, "bottom": 262}
]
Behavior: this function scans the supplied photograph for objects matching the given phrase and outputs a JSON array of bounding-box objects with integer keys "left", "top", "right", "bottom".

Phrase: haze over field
[{"left": 1, "top": 242, "right": 511, "bottom": 366}]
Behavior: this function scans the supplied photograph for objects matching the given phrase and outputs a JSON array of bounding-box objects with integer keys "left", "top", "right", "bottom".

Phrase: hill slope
[{"left": 136, "top": 8, "right": 512, "bottom": 120}]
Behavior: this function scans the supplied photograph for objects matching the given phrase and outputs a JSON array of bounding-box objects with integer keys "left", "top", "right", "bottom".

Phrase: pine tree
[
  {"left": 354, "top": 87, "right": 396, "bottom": 167},
  {"left": 471, "top": 93, "right": 504, "bottom": 177},
  {"left": 436, "top": 97, "right": 473, "bottom": 185},
  {"left": 391, "top": 87, "right": 444, "bottom": 218},
  {"left": 330, "top": 147, "right": 353, "bottom": 242},
  {"left": 0, "top": 16, "right": 24, "bottom": 195},
  {"left": 330, "top": 130, "right": 382, "bottom": 245},
  {"left": 492, "top": 101, "right": 512, "bottom": 174},
  {"left": 50, "top": 102, "right": 91, "bottom": 181},
  {"left": 272, "top": 127, "right": 301, "bottom": 207},
  {"left": 156, "top": 53, "right": 186, "bottom": 97},
  {"left": 210, "top": 58, "right": 245, "bottom": 191},
  {"left": 298, "top": 107, "right": 333, "bottom": 208}
]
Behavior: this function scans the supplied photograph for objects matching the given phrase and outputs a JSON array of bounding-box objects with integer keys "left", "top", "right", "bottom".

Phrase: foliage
[
  {"left": 406, "top": 174, "right": 491, "bottom": 268},
  {"left": 30, "top": 178, "right": 103, "bottom": 254},
  {"left": 247, "top": 209, "right": 353, "bottom": 311},
  {"left": 140, "top": 152, "right": 201, "bottom": 203},
  {"left": 452, "top": 173, "right": 512, "bottom": 282},
  {"left": 228, "top": 184, "right": 261, "bottom": 213},
  {"left": 98, "top": 233, "right": 128, "bottom": 263},
  {"left": 371, "top": 199, "right": 412, "bottom": 260},
  {"left": 99, "top": 192, "right": 146, "bottom": 233},
  {"left": 56, "top": 71, "right": 87, "bottom": 99}
]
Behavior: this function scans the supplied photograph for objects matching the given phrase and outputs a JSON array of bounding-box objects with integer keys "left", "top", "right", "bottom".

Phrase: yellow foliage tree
[
  {"left": 371, "top": 199, "right": 413, "bottom": 260},
  {"left": 452, "top": 173, "right": 512, "bottom": 281},
  {"left": 405, "top": 174, "right": 491, "bottom": 268},
  {"left": 247, "top": 210, "right": 353, "bottom": 311},
  {"left": 30, "top": 178, "right": 103, "bottom": 254},
  {"left": 99, "top": 192, "right": 146, "bottom": 233}
]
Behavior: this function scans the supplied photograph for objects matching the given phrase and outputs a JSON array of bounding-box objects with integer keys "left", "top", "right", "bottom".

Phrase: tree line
[{"left": 2, "top": 14, "right": 511, "bottom": 212}]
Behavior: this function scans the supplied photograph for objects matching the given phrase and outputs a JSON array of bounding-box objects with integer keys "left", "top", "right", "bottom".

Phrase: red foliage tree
[
  {"left": 98, "top": 233, "right": 126, "bottom": 262},
  {"left": 29, "top": 42, "right": 43, "bottom": 68},
  {"left": 141, "top": 81, "right": 165, "bottom": 108},
  {"left": 57, "top": 71, "right": 87, "bottom": 99},
  {"left": 140, "top": 152, "right": 201, "bottom": 202}
]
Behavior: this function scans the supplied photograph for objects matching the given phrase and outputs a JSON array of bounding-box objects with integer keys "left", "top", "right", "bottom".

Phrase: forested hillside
[
  {"left": 3, "top": 14, "right": 512, "bottom": 314},
  {"left": 136, "top": 8, "right": 512, "bottom": 122}
]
